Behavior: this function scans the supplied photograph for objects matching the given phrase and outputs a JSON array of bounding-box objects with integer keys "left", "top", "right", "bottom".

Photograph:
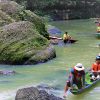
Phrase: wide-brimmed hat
[{"left": 74, "top": 63, "right": 84, "bottom": 71}]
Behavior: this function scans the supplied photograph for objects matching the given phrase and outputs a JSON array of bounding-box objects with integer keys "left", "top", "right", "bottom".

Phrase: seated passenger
[{"left": 91, "top": 55, "right": 100, "bottom": 81}]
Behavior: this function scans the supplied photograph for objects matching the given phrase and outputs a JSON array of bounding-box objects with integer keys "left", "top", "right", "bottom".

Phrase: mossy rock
[
  {"left": 0, "top": 1, "right": 55, "bottom": 65},
  {"left": 0, "top": 1, "right": 49, "bottom": 39},
  {"left": 0, "top": 10, "right": 15, "bottom": 26},
  {"left": 0, "top": 1, "right": 24, "bottom": 21},
  {"left": 22, "top": 10, "right": 49, "bottom": 39},
  {"left": 0, "top": 21, "right": 56, "bottom": 65}
]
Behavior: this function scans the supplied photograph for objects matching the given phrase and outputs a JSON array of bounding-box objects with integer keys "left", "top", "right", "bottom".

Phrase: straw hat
[{"left": 74, "top": 63, "right": 84, "bottom": 71}]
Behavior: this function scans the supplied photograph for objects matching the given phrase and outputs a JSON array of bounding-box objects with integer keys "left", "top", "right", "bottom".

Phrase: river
[{"left": 0, "top": 19, "right": 100, "bottom": 100}]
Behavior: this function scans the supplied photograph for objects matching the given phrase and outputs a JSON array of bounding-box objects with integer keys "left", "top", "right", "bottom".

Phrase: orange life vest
[{"left": 92, "top": 63, "right": 100, "bottom": 71}]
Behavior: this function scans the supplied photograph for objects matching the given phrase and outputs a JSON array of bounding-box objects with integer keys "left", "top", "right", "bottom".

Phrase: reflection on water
[{"left": 0, "top": 19, "right": 100, "bottom": 100}]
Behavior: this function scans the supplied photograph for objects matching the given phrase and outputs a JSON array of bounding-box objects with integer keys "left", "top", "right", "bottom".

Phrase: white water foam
[
  {"left": 0, "top": 90, "right": 16, "bottom": 100},
  {"left": 0, "top": 84, "right": 37, "bottom": 100},
  {"left": 0, "top": 82, "right": 65, "bottom": 100}
]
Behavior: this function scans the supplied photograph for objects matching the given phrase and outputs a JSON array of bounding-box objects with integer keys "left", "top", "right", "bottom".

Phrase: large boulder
[
  {"left": 0, "top": 1, "right": 49, "bottom": 38},
  {"left": 0, "top": 21, "right": 56, "bottom": 65},
  {"left": 0, "top": 1, "right": 56, "bottom": 65},
  {"left": 15, "top": 87, "right": 63, "bottom": 100}
]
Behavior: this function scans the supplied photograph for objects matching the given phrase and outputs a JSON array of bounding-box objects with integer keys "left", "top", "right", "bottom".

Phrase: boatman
[
  {"left": 91, "top": 55, "right": 100, "bottom": 81},
  {"left": 64, "top": 63, "right": 85, "bottom": 97},
  {"left": 97, "top": 26, "right": 100, "bottom": 33},
  {"left": 63, "top": 32, "right": 71, "bottom": 44},
  {"left": 95, "top": 18, "right": 100, "bottom": 33}
]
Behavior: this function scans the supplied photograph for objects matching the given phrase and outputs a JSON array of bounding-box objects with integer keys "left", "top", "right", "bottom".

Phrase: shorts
[
  {"left": 92, "top": 72, "right": 100, "bottom": 77},
  {"left": 66, "top": 80, "right": 82, "bottom": 89}
]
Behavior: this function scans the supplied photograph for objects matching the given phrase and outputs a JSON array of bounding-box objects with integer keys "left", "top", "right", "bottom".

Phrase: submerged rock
[
  {"left": 15, "top": 87, "right": 63, "bottom": 100},
  {"left": 0, "top": 70, "right": 16, "bottom": 75}
]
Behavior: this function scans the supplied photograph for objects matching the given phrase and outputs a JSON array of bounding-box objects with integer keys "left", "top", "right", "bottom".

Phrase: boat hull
[
  {"left": 49, "top": 36, "right": 78, "bottom": 44},
  {"left": 95, "top": 33, "right": 100, "bottom": 39},
  {"left": 70, "top": 72, "right": 100, "bottom": 95}
]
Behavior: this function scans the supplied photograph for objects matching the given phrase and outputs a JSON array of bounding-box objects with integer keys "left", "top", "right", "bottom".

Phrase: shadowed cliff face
[{"left": 14, "top": 0, "right": 100, "bottom": 20}]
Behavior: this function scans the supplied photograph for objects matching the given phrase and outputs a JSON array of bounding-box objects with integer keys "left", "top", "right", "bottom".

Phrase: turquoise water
[{"left": 0, "top": 19, "right": 100, "bottom": 100}]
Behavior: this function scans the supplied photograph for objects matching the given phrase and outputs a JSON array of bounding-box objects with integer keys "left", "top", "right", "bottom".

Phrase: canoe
[
  {"left": 68, "top": 39, "right": 78, "bottom": 43},
  {"left": 49, "top": 36, "right": 62, "bottom": 40},
  {"left": 49, "top": 36, "right": 78, "bottom": 44},
  {"left": 95, "top": 33, "right": 100, "bottom": 39},
  {"left": 70, "top": 72, "right": 100, "bottom": 95}
]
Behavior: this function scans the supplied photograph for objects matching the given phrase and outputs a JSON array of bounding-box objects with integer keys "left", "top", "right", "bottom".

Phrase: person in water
[
  {"left": 91, "top": 55, "right": 100, "bottom": 81},
  {"left": 64, "top": 63, "right": 85, "bottom": 97},
  {"left": 63, "top": 32, "right": 71, "bottom": 44}
]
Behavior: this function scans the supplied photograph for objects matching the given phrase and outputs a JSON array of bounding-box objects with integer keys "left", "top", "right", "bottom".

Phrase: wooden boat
[
  {"left": 70, "top": 72, "right": 100, "bottom": 95},
  {"left": 49, "top": 36, "right": 62, "bottom": 40},
  {"left": 68, "top": 39, "right": 78, "bottom": 43},
  {"left": 95, "top": 33, "right": 100, "bottom": 39},
  {"left": 49, "top": 36, "right": 78, "bottom": 44}
]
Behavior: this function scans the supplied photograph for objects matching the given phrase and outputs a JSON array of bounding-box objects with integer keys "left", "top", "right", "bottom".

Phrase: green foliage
[
  {"left": 22, "top": 10, "right": 49, "bottom": 38},
  {"left": 13, "top": 0, "right": 100, "bottom": 20}
]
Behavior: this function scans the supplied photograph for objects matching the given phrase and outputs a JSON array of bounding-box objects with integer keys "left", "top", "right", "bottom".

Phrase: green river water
[{"left": 0, "top": 19, "right": 100, "bottom": 100}]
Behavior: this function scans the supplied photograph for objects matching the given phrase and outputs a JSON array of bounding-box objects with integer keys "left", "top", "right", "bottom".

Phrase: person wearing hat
[
  {"left": 64, "top": 63, "right": 85, "bottom": 97},
  {"left": 91, "top": 55, "right": 100, "bottom": 81}
]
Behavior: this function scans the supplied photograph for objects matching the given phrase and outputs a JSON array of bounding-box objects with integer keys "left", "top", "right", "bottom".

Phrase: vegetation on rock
[
  {"left": 0, "top": 1, "right": 55, "bottom": 65},
  {"left": 0, "top": 1, "right": 49, "bottom": 38},
  {"left": 0, "top": 10, "right": 15, "bottom": 26}
]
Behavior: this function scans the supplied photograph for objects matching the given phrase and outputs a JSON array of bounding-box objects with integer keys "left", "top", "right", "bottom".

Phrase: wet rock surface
[
  {"left": 0, "top": 70, "right": 16, "bottom": 75},
  {"left": 15, "top": 87, "right": 64, "bottom": 100}
]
